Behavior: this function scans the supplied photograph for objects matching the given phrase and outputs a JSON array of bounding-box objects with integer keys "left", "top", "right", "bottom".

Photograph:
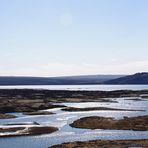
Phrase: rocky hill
[{"left": 104, "top": 73, "right": 148, "bottom": 84}]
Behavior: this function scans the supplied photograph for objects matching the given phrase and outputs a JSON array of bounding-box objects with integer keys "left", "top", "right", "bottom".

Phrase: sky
[{"left": 0, "top": 0, "right": 148, "bottom": 77}]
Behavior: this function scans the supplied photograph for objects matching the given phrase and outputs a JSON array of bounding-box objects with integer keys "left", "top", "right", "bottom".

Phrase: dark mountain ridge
[
  {"left": 0, "top": 73, "right": 148, "bottom": 85},
  {"left": 0, "top": 75, "right": 123, "bottom": 85},
  {"left": 104, "top": 72, "right": 148, "bottom": 84}
]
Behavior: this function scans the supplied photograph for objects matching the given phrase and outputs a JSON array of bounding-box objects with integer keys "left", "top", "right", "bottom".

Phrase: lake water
[
  {"left": 0, "top": 85, "right": 148, "bottom": 148},
  {"left": 0, "top": 96, "right": 148, "bottom": 147},
  {"left": 0, "top": 84, "right": 148, "bottom": 91}
]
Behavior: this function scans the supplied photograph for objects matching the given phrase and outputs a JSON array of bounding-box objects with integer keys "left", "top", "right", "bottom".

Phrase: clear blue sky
[{"left": 0, "top": 0, "right": 148, "bottom": 76}]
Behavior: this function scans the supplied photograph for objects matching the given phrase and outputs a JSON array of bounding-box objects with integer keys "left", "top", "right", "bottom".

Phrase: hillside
[
  {"left": 104, "top": 73, "right": 148, "bottom": 84},
  {"left": 0, "top": 75, "right": 123, "bottom": 85}
]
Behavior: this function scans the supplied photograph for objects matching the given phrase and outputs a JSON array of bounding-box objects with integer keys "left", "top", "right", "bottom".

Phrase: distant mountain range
[
  {"left": 0, "top": 75, "right": 123, "bottom": 85},
  {"left": 0, "top": 72, "right": 147, "bottom": 85},
  {"left": 104, "top": 72, "right": 148, "bottom": 84}
]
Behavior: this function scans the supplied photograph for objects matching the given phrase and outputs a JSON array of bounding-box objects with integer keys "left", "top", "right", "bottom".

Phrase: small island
[{"left": 70, "top": 115, "right": 148, "bottom": 131}]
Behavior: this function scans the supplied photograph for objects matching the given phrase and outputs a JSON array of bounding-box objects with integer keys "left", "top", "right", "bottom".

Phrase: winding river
[{"left": 0, "top": 94, "right": 148, "bottom": 148}]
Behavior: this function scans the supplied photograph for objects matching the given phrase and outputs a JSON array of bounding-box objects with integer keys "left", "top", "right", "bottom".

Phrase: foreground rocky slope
[{"left": 51, "top": 139, "right": 148, "bottom": 148}]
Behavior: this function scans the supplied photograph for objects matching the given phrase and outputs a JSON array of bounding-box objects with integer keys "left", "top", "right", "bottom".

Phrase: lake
[
  {"left": 0, "top": 84, "right": 148, "bottom": 91},
  {"left": 0, "top": 85, "right": 148, "bottom": 148},
  {"left": 0, "top": 96, "right": 148, "bottom": 148}
]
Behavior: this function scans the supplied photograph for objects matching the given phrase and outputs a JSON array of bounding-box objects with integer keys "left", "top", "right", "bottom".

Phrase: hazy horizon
[
  {"left": 0, "top": 72, "right": 146, "bottom": 78},
  {"left": 0, "top": 0, "right": 148, "bottom": 76},
  {"left": 0, "top": 74, "right": 126, "bottom": 77}
]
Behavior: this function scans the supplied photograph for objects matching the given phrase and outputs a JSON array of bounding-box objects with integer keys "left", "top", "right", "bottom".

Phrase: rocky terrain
[
  {"left": 62, "top": 107, "right": 144, "bottom": 112},
  {"left": 51, "top": 139, "right": 148, "bottom": 148},
  {"left": 0, "top": 113, "right": 16, "bottom": 119},
  {"left": 0, "top": 89, "right": 148, "bottom": 114},
  {"left": 24, "top": 111, "right": 54, "bottom": 116},
  {"left": 70, "top": 115, "right": 148, "bottom": 131},
  {"left": 0, "top": 125, "right": 58, "bottom": 137}
]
